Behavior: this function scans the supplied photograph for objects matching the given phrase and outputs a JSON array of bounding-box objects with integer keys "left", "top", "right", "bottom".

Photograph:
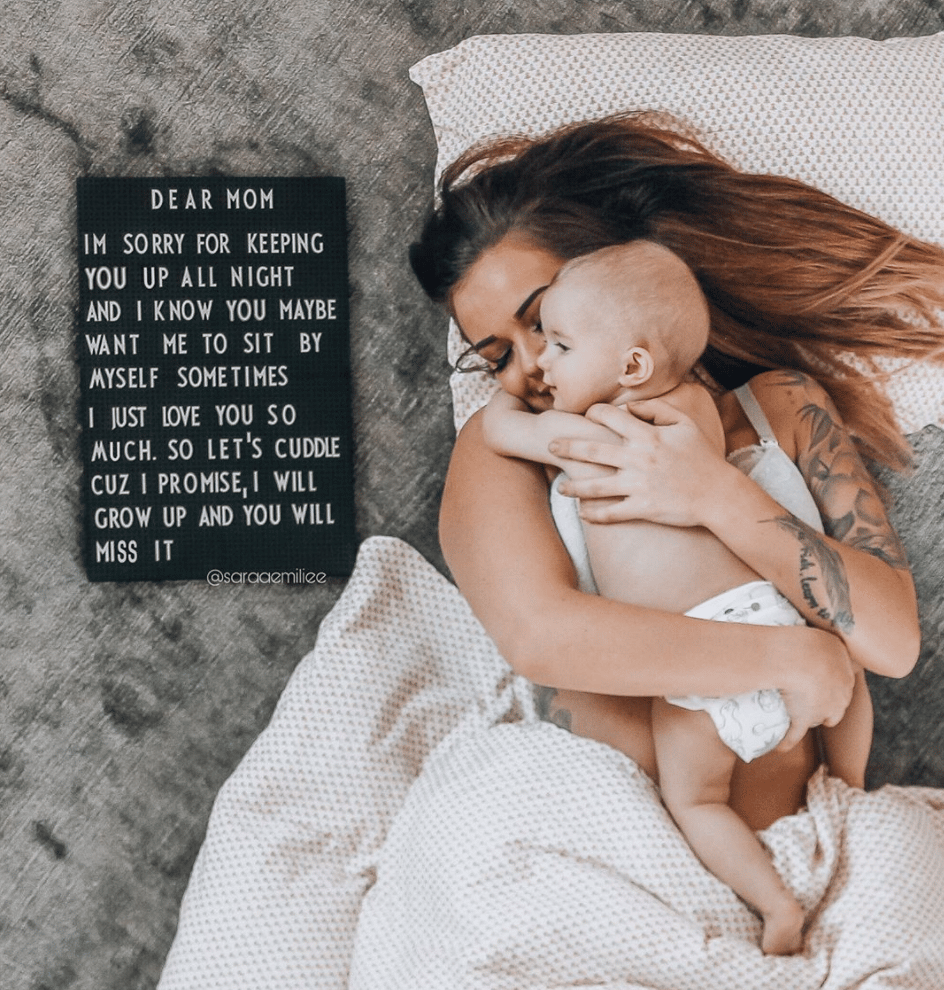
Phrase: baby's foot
[{"left": 761, "top": 898, "right": 804, "bottom": 956}]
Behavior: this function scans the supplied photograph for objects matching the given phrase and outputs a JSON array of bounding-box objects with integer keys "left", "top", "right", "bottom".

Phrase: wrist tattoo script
[{"left": 774, "top": 514, "right": 855, "bottom": 634}]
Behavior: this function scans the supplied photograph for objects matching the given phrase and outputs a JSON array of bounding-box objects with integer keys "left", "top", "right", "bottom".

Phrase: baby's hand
[{"left": 551, "top": 399, "right": 729, "bottom": 527}]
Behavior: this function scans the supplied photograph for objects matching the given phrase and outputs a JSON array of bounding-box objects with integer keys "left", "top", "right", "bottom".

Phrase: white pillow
[{"left": 410, "top": 32, "right": 944, "bottom": 433}]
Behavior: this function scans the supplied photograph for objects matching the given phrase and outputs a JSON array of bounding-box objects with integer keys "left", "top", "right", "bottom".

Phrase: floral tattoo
[
  {"left": 762, "top": 372, "right": 911, "bottom": 635},
  {"left": 795, "top": 399, "right": 909, "bottom": 571}
]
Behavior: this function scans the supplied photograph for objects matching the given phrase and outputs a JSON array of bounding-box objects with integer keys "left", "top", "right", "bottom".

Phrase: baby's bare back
[
  {"left": 583, "top": 380, "right": 759, "bottom": 614},
  {"left": 585, "top": 517, "right": 759, "bottom": 613}
]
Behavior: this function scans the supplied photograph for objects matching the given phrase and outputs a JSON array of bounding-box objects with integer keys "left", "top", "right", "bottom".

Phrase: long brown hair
[{"left": 409, "top": 113, "right": 944, "bottom": 468}]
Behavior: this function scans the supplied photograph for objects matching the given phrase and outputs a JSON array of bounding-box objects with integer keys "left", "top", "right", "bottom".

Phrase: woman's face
[{"left": 450, "top": 234, "right": 564, "bottom": 411}]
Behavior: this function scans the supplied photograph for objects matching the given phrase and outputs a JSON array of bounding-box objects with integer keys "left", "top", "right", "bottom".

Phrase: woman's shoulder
[
  {"left": 746, "top": 368, "right": 835, "bottom": 413},
  {"left": 747, "top": 368, "right": 829, "bottom": 402},
  {"left": 743, "top": 369, "right": 834, "bottom": 457}
]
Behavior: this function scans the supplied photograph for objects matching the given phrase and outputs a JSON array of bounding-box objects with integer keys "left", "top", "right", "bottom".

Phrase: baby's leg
[
  {"left": 820, "top": 662, "right": 872, "bottom": 789},
  {"left": 652, "top": 697, "right": 804, "bottom": 956}
]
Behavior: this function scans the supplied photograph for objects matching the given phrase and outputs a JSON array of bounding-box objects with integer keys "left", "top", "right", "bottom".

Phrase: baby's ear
[{"left": 618, "top": 346, "right": 655, "bottom": 387}]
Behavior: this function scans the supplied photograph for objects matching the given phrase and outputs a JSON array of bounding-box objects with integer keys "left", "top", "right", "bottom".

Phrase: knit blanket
[{"left": 158, "top": 535, "right": 944, "bottom": 989}]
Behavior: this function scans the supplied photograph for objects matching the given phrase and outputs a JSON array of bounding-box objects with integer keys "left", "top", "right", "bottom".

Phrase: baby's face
[{"left": 537, "top": 280, "right": 628, "bottom": 414}]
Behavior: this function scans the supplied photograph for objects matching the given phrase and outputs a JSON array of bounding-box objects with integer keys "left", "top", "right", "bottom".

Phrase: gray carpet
[{"left": 2, "top": 2, "right": 944, "bottom": 988}]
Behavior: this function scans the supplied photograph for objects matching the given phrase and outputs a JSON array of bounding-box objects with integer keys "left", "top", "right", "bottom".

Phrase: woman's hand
[
  {"left": 549, "top": 398, "right": 734, "bottom": 527},
  {"left": 773, "top": 624, "right": 856, "bottom": 750}
]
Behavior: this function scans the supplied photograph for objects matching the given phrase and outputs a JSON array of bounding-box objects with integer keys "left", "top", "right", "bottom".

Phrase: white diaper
[{"left": 667, "top": 581, "right": 804, "bottom": 763}]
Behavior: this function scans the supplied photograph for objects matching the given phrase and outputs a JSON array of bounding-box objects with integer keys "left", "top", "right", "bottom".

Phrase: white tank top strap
[
  {"left": 733, "top": 382, "right": 778, "bottom": 446},
  {"left": 729, "top": 382, "right": 825, "bottom": 533}
]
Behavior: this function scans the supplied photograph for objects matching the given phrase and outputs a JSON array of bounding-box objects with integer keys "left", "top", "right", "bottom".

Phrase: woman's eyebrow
[
  {"left": 468, "top": 285, "right": 550, "bottom": 348},
  {"left": 515, "top": 285, "right": 550, "bottom": 320}
]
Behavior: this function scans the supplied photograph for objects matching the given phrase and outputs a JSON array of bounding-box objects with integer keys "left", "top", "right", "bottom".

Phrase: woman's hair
[{"left": 409, "top": 113, "right": 944, "bottom": 469}]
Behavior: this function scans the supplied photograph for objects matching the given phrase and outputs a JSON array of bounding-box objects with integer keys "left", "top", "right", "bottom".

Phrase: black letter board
[{"left": 76, "top": 177, "right": 357, "bottom": 581}]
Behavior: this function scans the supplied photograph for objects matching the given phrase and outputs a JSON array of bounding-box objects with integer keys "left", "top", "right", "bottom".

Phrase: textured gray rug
[{"left": 2, "top": 2, "right": 944, "bottom": 988}]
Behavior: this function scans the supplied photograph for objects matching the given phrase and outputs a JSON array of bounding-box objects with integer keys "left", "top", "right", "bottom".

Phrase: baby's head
[{"left": 537, "top": 241, "right": 710, "bottom": 414}]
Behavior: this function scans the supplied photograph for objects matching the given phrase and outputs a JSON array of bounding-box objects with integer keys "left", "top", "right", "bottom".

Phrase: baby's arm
[{"left": 481, "top": 391, "right": 618, "bottom": 479}]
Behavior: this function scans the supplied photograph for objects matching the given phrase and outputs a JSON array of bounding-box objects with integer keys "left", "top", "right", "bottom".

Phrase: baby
[{"left": 482, "top": 240, "right": 872, "bottom": 955}]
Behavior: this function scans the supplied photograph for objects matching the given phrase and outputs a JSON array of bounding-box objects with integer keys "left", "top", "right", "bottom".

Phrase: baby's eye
[{"left": 553, "top": 341, "right": 569, "bottom": 353}]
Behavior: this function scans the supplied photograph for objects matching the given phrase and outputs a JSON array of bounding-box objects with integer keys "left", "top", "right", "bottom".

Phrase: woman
[{"left": 409, "top": 114, "right": 944, "bottom": 831}]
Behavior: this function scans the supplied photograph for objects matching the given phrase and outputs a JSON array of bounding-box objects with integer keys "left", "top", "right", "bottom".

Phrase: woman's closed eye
[
  {"left": 488, "top": 348, "right": 512, "bottom": 373},
  {"left": 455, "top": 337, "right": 511, "bottom": 374},
  {"left": 454, "top": 318, "right": 545, "bottom": 376},
  {"left": 484, "top": 323, "right": 543, "bottom": 374}
]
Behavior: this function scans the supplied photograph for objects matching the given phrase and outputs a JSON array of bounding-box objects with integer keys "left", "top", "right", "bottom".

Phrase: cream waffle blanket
[
  {"left": 349, "top": 727, "right": 944, "bottom": 988},
  {"left": 158, "top": 535, "right": 944, "bottom": 989},
  {"left": 157, "top": 535, "right": 533, "bottom": 988}
]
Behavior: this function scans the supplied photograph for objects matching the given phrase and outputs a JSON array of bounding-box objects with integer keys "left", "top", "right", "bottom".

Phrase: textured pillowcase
[{"left": 409, "top": 32, "right": 944, "bottom": 433}]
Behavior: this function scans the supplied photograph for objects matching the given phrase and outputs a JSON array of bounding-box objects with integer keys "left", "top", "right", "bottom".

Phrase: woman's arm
[
  {"left": 441, "top": 408, "right": 855, "bottom": 740},
  {"left": 549, "top": 371, "right": 919, "bottom": 678},
  {"left": 703, "top": 371, "right": 919, "bottom": 678}
]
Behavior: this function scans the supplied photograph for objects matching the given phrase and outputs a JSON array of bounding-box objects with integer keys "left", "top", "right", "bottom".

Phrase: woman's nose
[{"left": 521, "top": 337, "right": 544, "bottom": 375}]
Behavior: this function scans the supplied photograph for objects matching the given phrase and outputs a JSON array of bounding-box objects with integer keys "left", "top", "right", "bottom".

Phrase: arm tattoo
[
  {"left": 796, "top": 400, "right": 910, "bottom": 571},
  {"left": 760, "top": 373, "right": 910, "bottom": 632},
  {"left": 820, "top": 490, "right": 910, "bottom": 569},
  {"left": 534, "top": 685, "right": 573, "bottom": 732},
  {"left": 773, "top": 514, "right": 856, "bottom": 634}
]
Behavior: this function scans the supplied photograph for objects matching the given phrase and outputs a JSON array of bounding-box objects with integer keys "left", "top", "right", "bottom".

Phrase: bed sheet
[
  {"left": 156, "top": 536, "right": 535, "bottom": 989},
  {"left": 157, "top": 535, "right": 944, "bottom": 989},
  {"left": 349, "top": 726, "right": 944, "bottom": 989}
]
